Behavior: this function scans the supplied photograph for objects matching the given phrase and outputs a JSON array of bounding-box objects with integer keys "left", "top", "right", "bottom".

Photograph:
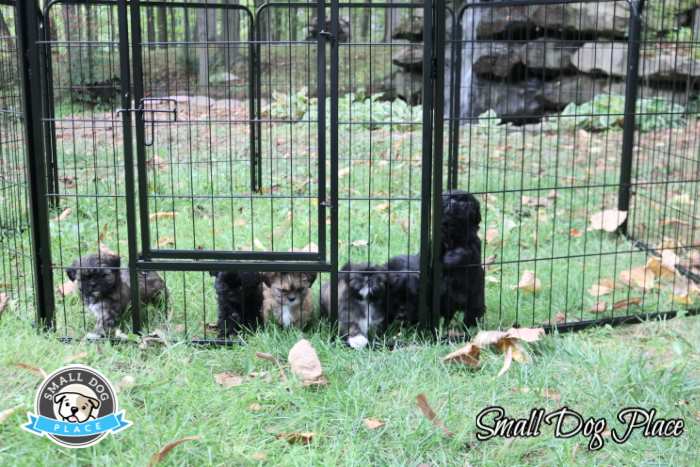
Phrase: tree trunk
[
  {"left": 222, "top": 0, "right": 240, "bottom": 65},
  {"left": 0, "top": 11, "right": 12, "bottom": 48},
  {"left": 362, "top": 2, "right": 371, "bottom": 39},
  {"left": 146, "top": 7, "right": 156, "bottom": 48},
  {"left": 64, "top": 5, "right": 81, "bottom": 83},
  {"left": 196, "top": 10, "right": 217, "bottom": 89},
  {"left": 86, "top": 5, "right": 97, "bottom": 82},
  {"left": 157, "top": 6, "right": 168, "bottom": 47},
  {"left": 384, "top": 2, "right": 402, "bottom": 42}
]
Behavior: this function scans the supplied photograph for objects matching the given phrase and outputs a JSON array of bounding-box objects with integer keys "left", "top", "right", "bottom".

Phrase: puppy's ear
[
  {"left": 66, "top": 267, "right": 77, "bottom": 282},
  {"left": 261, "top": 272, "right": 274, "bottom": 287},
  {"left": 303, "top": 272, "right": 317, "bottom": 286},
  {"left": 53, "top": 393, "right": 66, "bottom": 404},
  {"left": 88, "top": 397, "right": 100, "bottom": 410},
  {"left": 103, "top": 253, "right": 121, "bottom": 268}
]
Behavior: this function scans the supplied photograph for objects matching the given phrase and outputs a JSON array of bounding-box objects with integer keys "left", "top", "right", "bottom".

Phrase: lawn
[{"left": 0, "top": 313, "right": 698, "bottom": 465}]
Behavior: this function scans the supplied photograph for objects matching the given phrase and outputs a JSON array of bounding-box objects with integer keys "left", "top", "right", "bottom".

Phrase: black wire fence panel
[
  {"left": 3, "top": 0, "right": 699, "bottom": 342},
  {"left": 0, "top": 2, "right": 36, "bottom": 325}
]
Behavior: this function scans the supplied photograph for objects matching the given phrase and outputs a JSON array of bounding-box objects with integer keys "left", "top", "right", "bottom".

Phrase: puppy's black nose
[
  {"left": 71, "top": 407, "right": 79, "bottom": 414},
  {"left": 287, "top": 294, "right": 297, "bottom": 302}
]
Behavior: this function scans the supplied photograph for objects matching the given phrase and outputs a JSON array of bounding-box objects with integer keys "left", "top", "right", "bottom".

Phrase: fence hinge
[{"left": 431, "top": 56, "right": 438, "bottom": 79}]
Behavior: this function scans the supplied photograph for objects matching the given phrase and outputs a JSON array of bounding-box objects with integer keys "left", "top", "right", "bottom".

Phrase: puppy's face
[
  {"left": 341, "top": 264, "right": 387, "bottom": 301},
  {"left": 53, "top": 392, "right": 100, "bottom": 423},
  {"left": 66, "top": 253, "right": 121, "bottom": 300},
  {"left": 263, "top": 272, "right": 316, "bottom": 308},
  {"left": 211, "top": 271, "right": 262, "bottom": 303},
  {"left": 441, "top": 190, "right": 481, "bottom": 246}
]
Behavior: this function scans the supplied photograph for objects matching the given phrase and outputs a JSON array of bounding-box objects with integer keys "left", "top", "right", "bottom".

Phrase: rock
[
  {"left": 471, "top": 42, "right": 521, "bottom": 79},
  {"left": 372, "top": 70, "right": 422, "bottom": 105},
  {"left": 469, "top": 78, "right": 546, "bottom": 123},
  {"left": 392, "top": 45, "right": 424, "bottom": 71},
  {"left": 523, "top": 38, "right": 578, "bottom": 72},
  {"left": 470, "top": 38, "right": 577, "bottom": 79},
  {"left": 477, "top": 2, "right": 629, "bottom": 39},
  {"left": 571, "top": 42, "right": 628, "bottom": 77},
  {"left": 392, "top": 10, "right": 424, "bottom": 41}
]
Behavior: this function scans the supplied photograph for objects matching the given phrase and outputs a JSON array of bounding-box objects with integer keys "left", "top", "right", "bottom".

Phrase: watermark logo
[{"left": 22, "top": 364, "right": 131, "bottom": 448}]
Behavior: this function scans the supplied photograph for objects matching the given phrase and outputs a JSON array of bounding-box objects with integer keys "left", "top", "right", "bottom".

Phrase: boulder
[
  {"left": 373, "top": 70, "right": 423, "bottom": 105},
  {"left": 392, "top": 10, "right": 424, "bottom": 42},
  {"left": 571, "top": 42, "right": 628, "bottom": 77},
  {"left": 392, "top": 44, "right": 424, "bottom": 71},
  {"left": 470, "top": 38, "right": 577, "bottom": 79},
  {"left": 471, "top": 42, "right": 521, "bottom": 79},
  {"left": 523, "top": 38, "right": 578, "bottom": 72}
]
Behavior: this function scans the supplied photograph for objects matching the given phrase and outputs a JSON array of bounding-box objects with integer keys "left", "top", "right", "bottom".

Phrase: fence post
[
  {"left": 15, "top": 0, "right": 55, "bottom": 330},
  {"left": 617, "top": 0, "right": 644, "bottom": 235}
]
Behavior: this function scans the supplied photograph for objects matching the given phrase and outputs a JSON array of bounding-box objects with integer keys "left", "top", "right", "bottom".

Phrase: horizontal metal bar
[
  {"left": 542, "top": 308, "right": 700, "bottom": 334},
  {"left": 147, "top": 249, "right": 322, "bottom": 262},
  {"left": 135, "top": 259, "right": 332, "bottom": 273}
]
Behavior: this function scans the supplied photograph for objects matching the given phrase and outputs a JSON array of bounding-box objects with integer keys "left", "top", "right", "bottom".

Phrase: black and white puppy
[
  {"left": 65, "top": 252, "right": 167, "bottom": 338},
  {"left": 385, "top": 253, "right": 421, "bottom": 325},
  {"left": 210, "top": 270, "right": 265, "bottom": 337},
  {"left": 321, "top": 262, "right": 388, "bottom": 349},
  {"left": 439, "top": 189, "right": 485, "bottom": 327}
]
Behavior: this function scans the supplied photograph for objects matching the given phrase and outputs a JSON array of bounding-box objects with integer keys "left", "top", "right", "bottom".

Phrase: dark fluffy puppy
[
  {"left": 210, "top": 271, "right": 264, "bottom": 337},
  {"left": 439, "top": 189, "right": 485, "bottom": 327},
  {"left": 385, "top": 254, "right": 421, "bottom": 324},
  {"left": 66, "top": 252, "right": 167, "bottom": 338},
  {"left": 321, "top": 262, "right": 388, "bottom": 349}
]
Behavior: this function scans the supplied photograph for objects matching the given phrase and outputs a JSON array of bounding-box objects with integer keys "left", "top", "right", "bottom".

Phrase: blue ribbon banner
[{"left": 24, "top": 412, "right": 131, "bottom": 437}]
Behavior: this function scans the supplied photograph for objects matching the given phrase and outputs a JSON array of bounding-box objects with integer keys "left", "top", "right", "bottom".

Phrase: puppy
[
  {"left": 321, "top": 262, "right": 388, "bottom": 349},
  {"left": 210, "top": 270, "right": 264, "bottom": 337},
  {"left": 260, "top": 272, "right": 317, "bottom": 328},
  {"left": 53, "top": 391, "right": 100, "bottom": 423},
  {"left": 65, "top": 252, "right": 167, "bottom": 338},
  {"left": 385, "top": 254, "right": 421, "bottom": 324},
  {"left": 439, "top": 190, "right": 485, "bottom": 327}
]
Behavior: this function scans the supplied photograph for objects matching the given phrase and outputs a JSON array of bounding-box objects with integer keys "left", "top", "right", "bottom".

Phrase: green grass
[{"left": 0, "top": 314, "right": 698, "bottom": 465}]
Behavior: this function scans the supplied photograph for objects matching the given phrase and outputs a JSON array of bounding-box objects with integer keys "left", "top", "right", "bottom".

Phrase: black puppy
[
  {"left": 321, "top": 262, "right": 388, "bottom": 349},
  {"left": 210, "top": 270, "right": 264, "bottom": 337},
  {"left": 66, "top": 252, "right": 167, "bottom": 338},
  {"left": 439, "top": 189, "right": 485, "bottom": 327},
  {"left": 386, "top": 190, "right": 485, "bottom": 328}
]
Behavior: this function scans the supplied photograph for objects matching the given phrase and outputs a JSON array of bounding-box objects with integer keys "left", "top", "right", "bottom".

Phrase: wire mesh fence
[{"left": 0, "top": 0, "right": 698, "bottom": 346}]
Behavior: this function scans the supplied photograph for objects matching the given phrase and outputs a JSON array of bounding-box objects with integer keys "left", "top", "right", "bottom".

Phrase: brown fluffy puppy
[{"left": 260, "top": 272, "right": 317, "bottom": 328}]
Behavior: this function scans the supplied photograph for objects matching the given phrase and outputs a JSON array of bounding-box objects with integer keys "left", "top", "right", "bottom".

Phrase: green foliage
[
  {"left": 269, "top": 88, "right": 422, "bottom": 131},
  {"left": 561, "top": 94, "right": 686, "bottom": 132}
]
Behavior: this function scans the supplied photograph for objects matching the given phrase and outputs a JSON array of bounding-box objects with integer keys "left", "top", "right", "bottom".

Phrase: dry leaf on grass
[
  {"left": 517, "top": 271, "right": 541, "bottom": 293},
  {"left": 234, "top": 218, "right": 247, "bottom": 227},
  {"left": 251, "top": 452, "right": 267, "bottom": 461},
  {"left": 619, "top": 267, "right": 656, "bottom": 291},
  {"left": 115, "top": 375, "right": 136, "bottom": 393},
  {"left": 689, "top": 250, "right": 700, "bottom": 267},
  {"left": 214, "top": 372, "right": 245, "bottom": 388},
  {"left": 248, "top": 403, "right": 263, "bottom": 412},
  {"left": 442, "top": 343, "right": 480, "bottom": 368},
  {"left": 485, "top": 228, "right": 499, "bottom": 244},
  {"left": 0, "top": 293, "right": 8, "bottom": 315},
  {"left": 63, "top": 351, "right": 88, "bottom": 363},
  {"left": 612, "top": 297, "right": 642, "bottom": 310},
  {"left": 338, "top": 167, "right": 351, "bottom": 178},
  {"left": 351, "top": 239, "right": 369, "bottom": 248},
  {"left": 589, "top": 302, "right": 608, "bottom": 313},
  {"left": 57, "top": 280, "right": 77, "bottom": 297},
  {"left": 52, "top": 208, "right": 72, "bottom": 222},
  {"left": 646, "top": 257, "right": 675, "bottom": 280},
  {"left": 363, "top": 418, "right": 385, "bottom": 430},
  {"left": 415, "top": 394, "right": 453, "bottom": 437},
  {"left": 569, "top": 228, "right": 583, "bottom": 238},
  {"left": 554, "top": 312, "right": 567, "bottom": 324},
  {"left": 276, "top": 432, "right": 315, "bottom": 445},
  {"left": 506, "top": 327, "right": 545, "bottom": 342},
  {"left": 589, "top": 209, "right": 627, "bottom": 232},
  {"left": 588, "top": 278, "right": 615, "bottom": 297},
  {"left": 149, "top": 211, "right": 177, "bottom": 221},
  {"left": 14, "top": 363, "right": 47, "bottom": 379},
  {"left": 541, "top": 388, "right": 561, "bottom": 403},
  {"left": 469, "top": 327, "right": 543, "bottom": 376},
  {"left": 98, "top": 223, "right": 109, "bottom": 242},
  {"left": 0, "top": 406, "right": 21, "bottom": 424},
  {"left": 374, "top": 202, "right": 390, "bottom": 213},
  {"left": 157, "top": 236, "right": 175, "bottom": 248},
  {"left": 148, "top": 436, "right": 201, "bottom": 466},
  {"left": 288, "top": 339, "right": 327, "bottom": 387},
  {"left": 255, "top": 352, "right": 288, "bottom": 383},
  {"left": 146, "top": 155, "right": 168, "bottom": 171}
]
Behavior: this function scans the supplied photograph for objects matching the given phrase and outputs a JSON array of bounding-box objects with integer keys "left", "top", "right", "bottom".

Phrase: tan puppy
[
  {"left": 261, "top": 272, "right": 316, "bottom": 328},
  {"left": 53, "top": 391, "right": 100, "bottom": 423}
]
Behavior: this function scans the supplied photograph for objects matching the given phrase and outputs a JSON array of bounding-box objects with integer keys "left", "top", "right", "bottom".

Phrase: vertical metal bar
[
  {"left": 617, "top": 0, "right": 644, "bottom": 235},
  {"left": 329, "top": 0, "right": 339, "bottom": 325},
  {"left": 448, "top": 8, "right": 462, "bottom": 191},
  {"left": 117, "top": 0, "right": 142, "bottom": 334},
  {"left": 417, "top": 0, "right": 435, "bottom": 332},
  {"left": 317, "top": 1, "right": 328, "bottom": 263},
  {"left": 431, "top": 0, "right": 448, "bottom": 330},
  {"left": 248, "top": 14, "right": 258, "bottom": 192},
  {"left": 129, "top": 0, "right": 151, "bottom": 255},
  {"left": 15, "top": 0, "right": 55, "bottom": 331},
  {"left": 38, "top": 10, "right": 59, "bottom": 207},
  {"left": 254, "top": 13, "right": 263, "bottom": 193}
]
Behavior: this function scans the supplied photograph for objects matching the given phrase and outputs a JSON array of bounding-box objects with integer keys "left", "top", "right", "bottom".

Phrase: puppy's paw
[{"left": 347, "top": 334, "right": 369, "bottom": 349}]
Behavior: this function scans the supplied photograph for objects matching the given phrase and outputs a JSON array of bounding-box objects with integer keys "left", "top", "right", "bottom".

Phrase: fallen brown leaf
[
  {"left": 363, "top": 418, "right": 385, "bottom": 430},
  {"left": 589, "top": 302, "right": 608, "bottom": 313},
  {"left": 146, "top": 155, "right": 168, "bottom": 171},
  {"left": 415, "top": 394, "right": 453, "bottom": 437},
  {"left": 646, "top": 257, "right": 675, "bottom": 280},
  {"left": 569, "top": 228, "right": 583, "bottom": 238},
  {"left": 0, "top": 406, "right": 21, "bottom": 424},
  {"left": 149, "top": 211, "right": 177, "bottom": 221},
  {"left": 52, "top": 208, "right": 72, "bottom": 222},
  {"left": 588, "top": 278, "right": 615, "bottom": 297},
  {"left": 0, "top": 293, "right": 8, "bottom": 315},
  {"left": 98, "top": 223, "right": 109, "bottom": 242},
  {"left": 351, "top": 239, "right": 368, "bottom": 248},
  {"left": 276, "top": 432, "right": 314, "bottom": 445},
  {"left": 248, "top": 403, "right": 263, "bottom": 412},
  {"left": 612, "top": 297, "right": 642, "bottom": 310},
  {"left": 115, "top": 375, "right": 136, "bottom": 393},
  {"left": 554, "top": 312, "right": 566, "bottom": 324},
  {"left": 234, "top": 218, "right": 247, "bottom": 227},
  {"left": 57, "top": 280, "right": 77, "bottom": 297},
  {"left": 517, "top": 271, "right": 541, "bottom": 293},
  {"left": 589, "top": 209, "right": 627, "bottom": 232},
  {"left": 14, "top": 363, "right": 47, "bottom": 379},
  {"left": 214, "top": 372, "right": 244, "bottom": 388},
  {"left": 485, "top": 228, "right": 499, "bottom": 244},
  {"left": 63, "top": 351, "right": 88, "bottom": 363},
  {"left": 619, "top": 267, "right": 655, "bottom": 291},
  {"left": 541, "top": 388, "right": 561, "bottom": 403},
  {"left": 148, "top": 436, "right": 200, "bottom": 466},
  {"left": 157, "top": 236, "right": 175, "bottom": 248},
  {"left": 442, "top": 343, "right": 480, "bottom": 368},
  {"left": 288, "top": 339, "right": 327, "bottom": 387},
  {"left": 251, "top": 452, "right": 267, "bottom": 461}
]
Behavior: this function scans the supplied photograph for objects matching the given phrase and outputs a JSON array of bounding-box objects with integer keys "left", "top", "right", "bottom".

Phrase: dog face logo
[{"left": 23, "top": 365, "right": 131, "bottom": 448}]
